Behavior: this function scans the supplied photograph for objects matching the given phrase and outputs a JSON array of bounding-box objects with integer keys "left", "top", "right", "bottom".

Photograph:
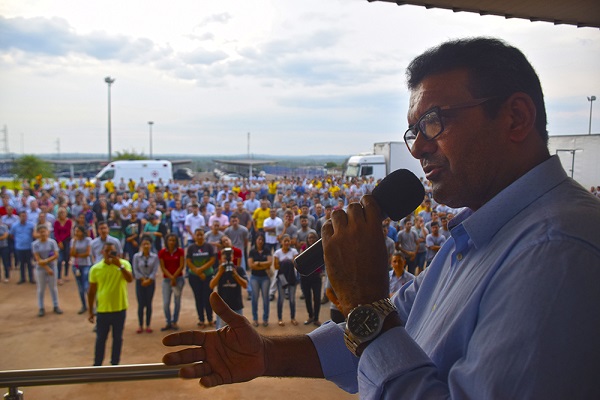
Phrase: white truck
[
  {"left": 94, "top": 160, "right": 173, "bottom": 189},
  {"left": 345, "top": 141, "right": 423, "bottom": 181}
]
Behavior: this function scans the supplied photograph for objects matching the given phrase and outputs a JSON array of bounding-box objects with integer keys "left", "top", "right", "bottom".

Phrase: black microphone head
[{"left": 371, "top": 169, "right": 425, "bottom": 221}]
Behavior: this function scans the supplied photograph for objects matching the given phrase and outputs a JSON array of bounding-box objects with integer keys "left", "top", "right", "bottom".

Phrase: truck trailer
[{"left": 345, "top": 141, "right": 423, "bottom": 181}]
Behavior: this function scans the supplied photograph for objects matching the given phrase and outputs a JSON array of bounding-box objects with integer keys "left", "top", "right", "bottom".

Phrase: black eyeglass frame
[{"left": 403, "top": 96, "right": 498, "bottom": 153}]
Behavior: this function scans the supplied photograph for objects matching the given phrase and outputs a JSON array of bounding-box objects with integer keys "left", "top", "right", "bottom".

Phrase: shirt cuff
[
  {"left": 358, "top": 326, "right": 434, "bottom": 399},
  {"left": 307, "top": 320, "right": 359, "bottom": 394}
]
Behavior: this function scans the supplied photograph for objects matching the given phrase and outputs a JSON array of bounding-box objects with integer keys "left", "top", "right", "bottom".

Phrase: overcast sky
[{"left": 1, "top": 0, "right": 599, "bottom": 157}]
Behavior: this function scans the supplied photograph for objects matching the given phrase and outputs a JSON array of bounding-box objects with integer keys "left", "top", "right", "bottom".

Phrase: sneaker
[
  {"left": 304, "top": 317, "right": 314, "bottom": 325},
  {"left": 299, "top": 293, "right": 305, "bottom": 300},
  {"left": 3, "top": 278, "right": 9, "bottom": 283},
  {"left": 313, "top": 320, "right": 322, "bottom": 327},
  {"left": 161, "top": 324, "right": 173, "bottom": 331},
  {"left": 38, "top": 309, "right": 45, "bottom": 317},
  {"left": 269, "top": 294, "right": 275, "bottom": 302},
  {"left": 320, "top": 296, "right": 329, "bottom": 304},
  {"left": 171, "top": 323, "right": 179, "bottom": 331},
  {"left": 145, "top": 328, "right": 153, "bottom": 333},
  {"left": 78, "top": 307, "right": 87, "bottom": 315},
  {"left": 53, "top": 307, "right": 63, "bottom": 315},
  {"left": 17, "top": 280, "right": 25, "bottom": 285}
]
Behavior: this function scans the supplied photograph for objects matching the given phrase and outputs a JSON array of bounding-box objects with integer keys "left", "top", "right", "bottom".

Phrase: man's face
[
  {"left": 404, "top": 221, "right": 412, "bottom": 231},
  {"left": 408, "top": 69, "right": 505, "bottom": 210},
  {"left": 300, "top": 218, "right": 308, "bottom": 228},
  {"left": 432, "top": 224, "right": 440, "bottom": 234},
  {"left": 194, "top": 230, "right": 205, "bottom": 244},
  {"left": 103, "top": 245, "right": 118, "bottom": 263},
  {"left": 270, "top": 209, "right": 277, "bottom": 219},
  {"left": 98, "top": 224, "right": 109, "bottom": 238}
]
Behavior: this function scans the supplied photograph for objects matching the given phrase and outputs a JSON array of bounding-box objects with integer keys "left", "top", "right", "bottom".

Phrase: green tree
[
  {"left": 325, "top": 162, "right": 338, "bottom": 169},
  {"left": 114, "top": 149, "right": 147, "bottom": 161},
  {"left": 11, "top": 155, "right": 54, "bottom": 180}
]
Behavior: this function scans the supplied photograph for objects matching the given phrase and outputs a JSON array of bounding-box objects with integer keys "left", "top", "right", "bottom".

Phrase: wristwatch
[{"left": 344, "top": 298, "right": 398, "bottom": 357}]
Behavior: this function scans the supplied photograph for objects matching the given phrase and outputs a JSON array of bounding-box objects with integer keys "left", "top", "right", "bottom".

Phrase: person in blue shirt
[
  {"left": 10, "top": 210, "right": 35, "bottom": 284},
  {"left": 162, "top": 38, "right": 600, "bottom": 399}
]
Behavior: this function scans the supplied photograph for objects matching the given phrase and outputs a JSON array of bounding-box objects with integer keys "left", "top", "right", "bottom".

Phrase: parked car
[
  {"left": 173, "top": 168, "right": 194, "bottom": 180},
  {"left": 220, "top": 173, "right": 243, "bottom": 182}
]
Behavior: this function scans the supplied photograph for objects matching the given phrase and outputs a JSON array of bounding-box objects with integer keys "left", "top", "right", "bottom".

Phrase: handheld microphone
[{"left": 294, "top": 169, "right": 425, "bottom": 276}]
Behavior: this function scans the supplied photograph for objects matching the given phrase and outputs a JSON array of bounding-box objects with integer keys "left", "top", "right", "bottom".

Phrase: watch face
[{"left": 347, "top": 307, "right": 381, "bottom": 340}]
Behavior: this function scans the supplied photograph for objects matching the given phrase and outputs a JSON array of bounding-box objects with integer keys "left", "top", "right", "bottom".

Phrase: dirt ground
[{"left": 0, "top": 271, "right": 358, "bottom": 400}]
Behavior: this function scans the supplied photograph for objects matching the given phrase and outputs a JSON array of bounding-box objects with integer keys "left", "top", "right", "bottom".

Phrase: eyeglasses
[{"left": 403, "top": 97, "right": 497, "bottom": 153}]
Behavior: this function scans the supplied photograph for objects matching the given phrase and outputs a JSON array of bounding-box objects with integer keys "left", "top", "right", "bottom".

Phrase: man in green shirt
[{"left": 88, "top": 242, "right": 133, "bottom": 366}]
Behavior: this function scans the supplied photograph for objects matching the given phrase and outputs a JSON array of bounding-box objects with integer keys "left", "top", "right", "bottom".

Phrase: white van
[{"left": 94, "top": 160, "right": 173, "bottom": 190}]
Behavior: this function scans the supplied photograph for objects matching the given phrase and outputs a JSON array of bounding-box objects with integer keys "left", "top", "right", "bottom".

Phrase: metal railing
[{"left": 0, "top": 363, "right": 182, "bottom": 400}]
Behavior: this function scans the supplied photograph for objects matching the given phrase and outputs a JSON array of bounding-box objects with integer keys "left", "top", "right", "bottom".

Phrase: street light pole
[
  {"left": 148, "top": 121, "right": 154, "bottom": 159},
  {"left": 588, "top": 96, "right": 596, "bottom": 135},
  {"left": 105, "top": 76, "right": 116, "bottom": 161}
]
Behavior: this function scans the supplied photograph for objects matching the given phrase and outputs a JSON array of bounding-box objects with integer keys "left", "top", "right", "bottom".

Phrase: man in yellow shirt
[
  {"left": 252, "top": 199, "right": 271, "bottom": 231},
  {"left": 88, "top": 242, "right": 133, "bottom": 366},
  {"left": 267, "top": 179, "right": 278, "bottom": 203},
  {"left": 104, "top": 179, "right": 115, "bottom": 194},
  {"left": 128, "top": 178, "right": 136, "bottom": 194}
]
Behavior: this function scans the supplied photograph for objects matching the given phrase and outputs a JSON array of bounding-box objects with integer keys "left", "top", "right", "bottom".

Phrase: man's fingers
[
  {"left": 178, "top": 360, "right": 213, "bottom": 379},
  {"left": 360, "top": 194, "right": 383, "bottom": 224},
  {"left": 209, "top": 292, "right": 246, "bottom": 329},
  {"left": 162, "top": 346, "right": 207, "bottom": 365},
  {"left": 162, "top": 329, "right": 206, "bottom": 347}
]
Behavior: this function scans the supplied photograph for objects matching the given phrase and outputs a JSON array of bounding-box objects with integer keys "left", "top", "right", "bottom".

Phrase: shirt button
[{"left": 456, "top": 253, "right": 463, "bottom": 261}]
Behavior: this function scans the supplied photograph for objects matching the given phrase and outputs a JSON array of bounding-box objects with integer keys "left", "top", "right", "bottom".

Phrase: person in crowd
[
  {"left": 70, "top": 225, "right": 93, "bottom": 314},
  {"left": 248, "top": 233, "right": 272, "bottom": 327},
  {"left": 184, "top": 204, "right": 205, "bottom": 246},
  {"left": 88, "top": 242, "right": 133, "bottom": 366},
  {"left": 53, "top": 207, "right": 72, "bottom": 285},
  {"left": 396, "top": 217, "right": 418, "bottom": 274},
  {"left": 132, "top": 235, "right": 160, "bottom": 334},
  {"left": 123, "top": 210, "right": 142, "bottom": 261},
  {"left": 11, "top": 210, "right": 35, "bottom": 284},
  {"left": 209, "top": 245, "right": 248, "bottom": 330},
  {"left": 159, "top": 234, "right": 185, "bottom": 331},
  {"left": 2, "top": 205, "right": 19, "bottom": 275},
  {"left": 0, "top": 219, "right": 10, "bottom": 283},
  {"left": 186, "top": 229, "right": 216, "bottom": 328},
  {"left": 162, "top": 38, "right": 600, "bottom": 399},
  {"left": 388, "top": 251, "right": 415, "bottom": 296},
  {"left": 299, "top": 231, "right": 322, "bottom": 327},
  {"left": 143, "top": 214, "right": 167, "bottom": 253},
  {"left": 273, "top": 234, "right": 299, "bottom": 327},
  {"left": 425, "top": 221, "right": 446, "bottom": 268},
  {"left": 107, "top": 209, "right": 124, "bottom": 247},
  {"left": 413, "top": 215, "right": 428, "bottom": 274},
  {"left": 32, "top": 225, "right": 62, "bottom": 317},
  {"left": 91, "top": 221, "right": 122, "bottom": 263},
  {"left": 262, "top": 207, "right": 282, "bottom": 254},
  {"left": 170, "top": 200, "right": 187, "bottom": 247}
]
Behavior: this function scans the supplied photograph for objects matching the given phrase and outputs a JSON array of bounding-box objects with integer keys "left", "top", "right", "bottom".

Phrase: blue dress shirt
[
  {"left": 10, "top": 221, "right": 34, "bottom": 250},
  {"left": 309, "top": 156, "right": 600, "bottom": 399}
]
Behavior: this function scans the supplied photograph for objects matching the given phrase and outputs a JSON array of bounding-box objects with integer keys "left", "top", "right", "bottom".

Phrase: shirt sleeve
[{"left": 355, "top": 240, "right": 600, "bottom": 399}]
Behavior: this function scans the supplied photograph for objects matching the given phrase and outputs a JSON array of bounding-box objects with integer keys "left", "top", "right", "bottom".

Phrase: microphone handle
[{"left": 294, "top": 238, "right": 325, "bottom": 276}]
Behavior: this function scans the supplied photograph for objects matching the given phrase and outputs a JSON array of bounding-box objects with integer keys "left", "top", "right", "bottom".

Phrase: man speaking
[{"left": 162, "top": 38, "right": 600, "bottom": 399}]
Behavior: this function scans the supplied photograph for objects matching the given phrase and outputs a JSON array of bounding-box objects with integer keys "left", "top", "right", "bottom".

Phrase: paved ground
[{"left": 0, "top": 272, "right": 357, "bottom": 400}]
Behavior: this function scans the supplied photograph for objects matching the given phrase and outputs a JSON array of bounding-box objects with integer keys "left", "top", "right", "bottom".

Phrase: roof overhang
[{"left": 369, "top": 0, "right": 600, "bottom": 29}]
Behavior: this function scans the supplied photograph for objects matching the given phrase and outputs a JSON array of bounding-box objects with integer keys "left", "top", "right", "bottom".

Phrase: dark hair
[
  {"left": 74, "top": 225, "right": 88, "bottom": 237},
  {"left": 140, "top": 234, "right": 153, "bottom": 244},
  {"left": 165, "top": 233, "right": 179, "bottom": 247},
  {"left": 406, "top": 37, "right": 548, "bottom": 143}
]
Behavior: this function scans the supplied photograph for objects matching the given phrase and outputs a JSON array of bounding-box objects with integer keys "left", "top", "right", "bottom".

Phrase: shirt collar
[{"left": 451, "top": 155, "right": 567, "bottom": 249}]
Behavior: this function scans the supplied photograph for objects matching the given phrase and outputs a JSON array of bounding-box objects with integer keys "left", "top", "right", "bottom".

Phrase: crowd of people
[{"left": 0, "top": 173, "right": 450, "bottom": 334}]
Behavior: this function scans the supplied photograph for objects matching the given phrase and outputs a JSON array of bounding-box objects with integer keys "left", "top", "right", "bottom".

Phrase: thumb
[{"left": 209, "top": 292, "right": 247, "bottom": 329}]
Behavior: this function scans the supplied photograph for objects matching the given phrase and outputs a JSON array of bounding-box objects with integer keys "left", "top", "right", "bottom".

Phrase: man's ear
[{"left": 503, "top": 92, "right": 537, "bottom": 143}]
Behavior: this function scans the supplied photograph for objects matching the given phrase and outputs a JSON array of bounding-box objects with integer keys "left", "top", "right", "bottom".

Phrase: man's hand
[
  {"left": 162, "top": 292, "right": 267, "bottom": 388},
  {"left": 321, "top": 195, "right": 389, "bottom": 316}
]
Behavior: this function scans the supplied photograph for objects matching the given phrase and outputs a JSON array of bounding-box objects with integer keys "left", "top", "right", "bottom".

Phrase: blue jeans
[
  {"left": 216, "top": 309, "right": 243, "bottom": 329},
  {"left": 94, "top": 310, "right": 126, "bottom": 366},
  {"left": 250, "top": 274, "right": 270, "bottom": 322},
  {"left": 16, "top": 249, "right": 33, "bottom": 282},
  {"left": 0, "top": 246, "right": 10, "bottom": 279},
  {"left": 277, "top": 281, "right": 297, "bottom": 320},
  {"left": 57, "top": 240, "right": 71, "bottom": 279},
  {"left": 73, "top": 265, "right": 91, "bottom": 309},
  {"left": 162, "top": 277, "right": 185, "bottom": 325},
  {"left": 36, "top": 266, "right": 59, "bottom": 309},
  {"left": 188, "top": 273, "right": 213, "bottom": 323}
]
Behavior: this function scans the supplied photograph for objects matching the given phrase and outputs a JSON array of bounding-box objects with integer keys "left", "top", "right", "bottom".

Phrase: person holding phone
[{"left": 88, "top": 242, "right": 133, "bottom": 366}]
